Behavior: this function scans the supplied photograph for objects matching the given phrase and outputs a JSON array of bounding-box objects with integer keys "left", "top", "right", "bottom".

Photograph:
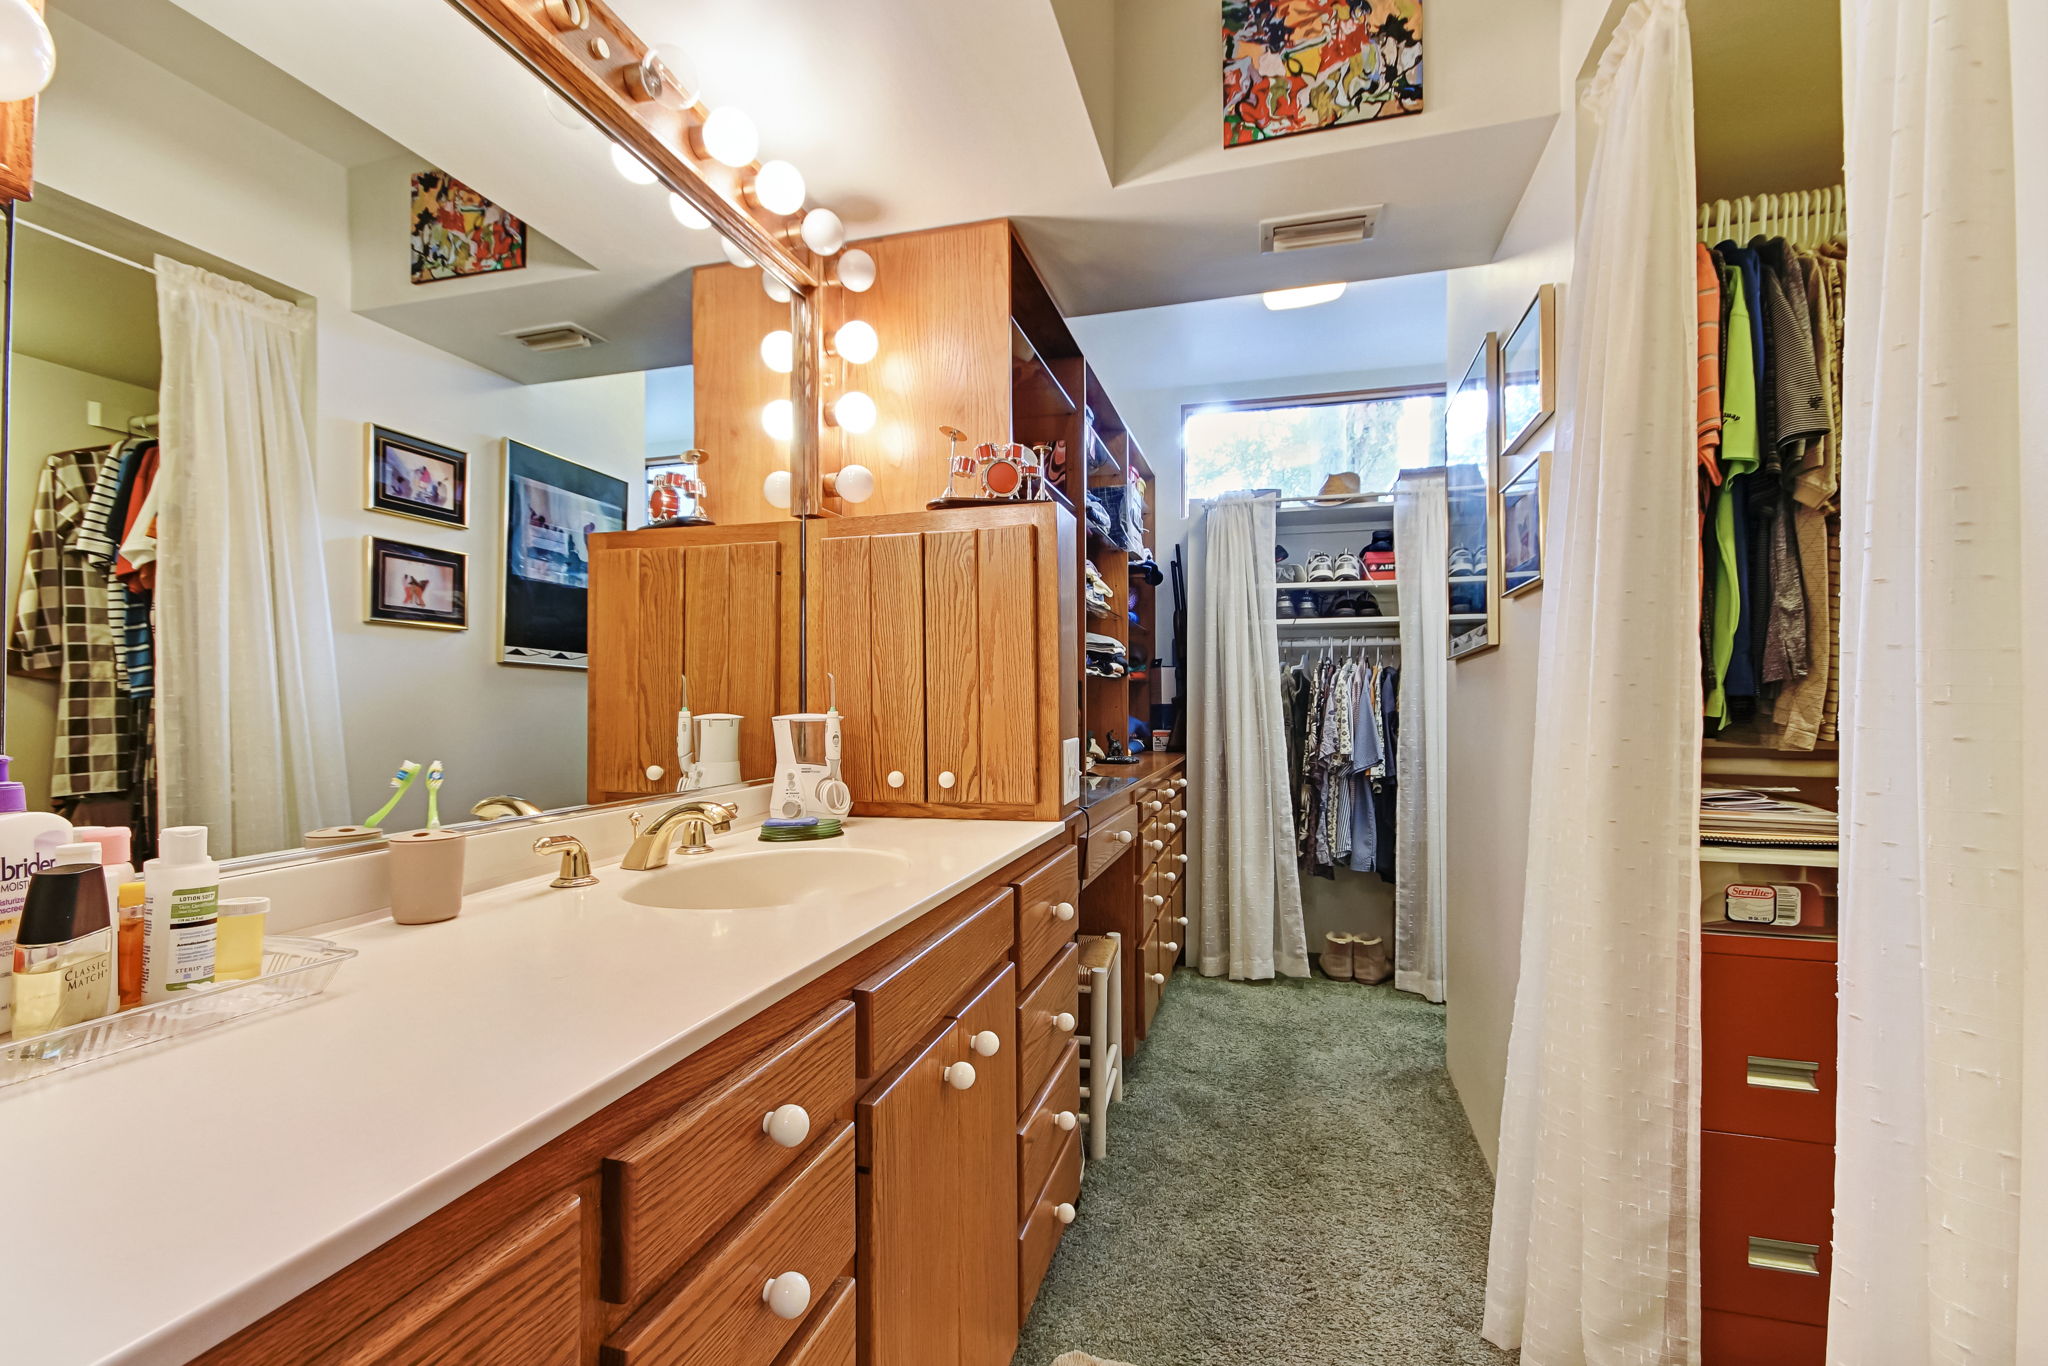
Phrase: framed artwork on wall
[
  {"left": 365, "top": 537, "right": 467, "bottom": 630},
  {"left": 1222, "top": 0, "right": 1424, "bottom": 147},
  {"left": 1502, "top": 451, "right": 1547, "bottom": 597},
  {"left": 1499, "top": 284, "right": 1557, "bottom": 459},
  {"left": 367, "top": 425, "right": 468, "bottom": 528},
  {"left": 500, "top": 439, "right": 628, "bottom": 669},
  {"left": 410, "top": 170, "right": 526, "bottom": 284},
  {"left": 1445, "top": 333, "right": 1501, "bottom": 659}
]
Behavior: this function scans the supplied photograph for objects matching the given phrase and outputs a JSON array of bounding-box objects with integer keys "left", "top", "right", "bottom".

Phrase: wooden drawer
[
  {"left": 604, "top": 1124, "right": 856, "bottom": 1366},
  {"left": 1702, "top": 1309, "right": 1825, "bottom": 1366},
  {"left": 1138, "top": 930, "right": 1164, "bottom": 1037},
  {"left": 1016, "top": 942, "right": 1081, "bottom": 1111},
  {"left": 604, "top": 1004, "right": 857, "bottom": 1303},
  {"left": 1702, "top": 951, "right": 1837, "bottom": 1145},
  {"left": 1154, "top": 908, "right": 1182, "bottom": 969},
  {"left": 1082, "top": 805, "right": 1139, "bottom": 884},
  {"left": 1701, "top": 1132, "right": 1832, "bottom": 1327},
  {"left": 854, "top": 887, "right": 1014, "bottom": 1078},
  {"left": 1017, "top": 1125, "right": 1082, "bottom": 1321},
  {"left": 1016, "top": 1042, "right": 1081, "bottom": 1222},
  {"left": 306, "top": 1192, "right": 586, "bottom": 1366},
  {"left": 1140, "top": 818, "right": 1167, "bottom": 866},
  {"left": 770, "top": 1276, "right": 855, "bottom": 1366},
  {"left": 1012, "top": 845, "right": 1080, "bottom": 989}
]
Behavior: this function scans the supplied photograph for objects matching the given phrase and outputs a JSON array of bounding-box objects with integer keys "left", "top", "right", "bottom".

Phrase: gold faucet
[
  {"left": 472, "top": 794, "right": 544, "bottom": 820},
  {"left": 622, "top": 800, "right": 738, "bottom": 870}
]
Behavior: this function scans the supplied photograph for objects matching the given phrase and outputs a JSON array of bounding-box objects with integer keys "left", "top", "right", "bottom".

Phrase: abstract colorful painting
[
  {"left": 410, "top": 170, "right": 527, "bottom": 284},
  {"left": 1223, "top": 0, "right": 1424, "bottom": 146}
]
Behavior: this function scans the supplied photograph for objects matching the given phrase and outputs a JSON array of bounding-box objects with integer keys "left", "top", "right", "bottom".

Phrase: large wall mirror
[{"left": 1, "top": 0, "right": 811, "bottom": 862}]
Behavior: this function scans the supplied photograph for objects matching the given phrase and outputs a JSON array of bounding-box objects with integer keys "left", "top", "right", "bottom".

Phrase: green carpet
[{"left": 1015, "top": 972, "right": 1516, "bottom": 1366}]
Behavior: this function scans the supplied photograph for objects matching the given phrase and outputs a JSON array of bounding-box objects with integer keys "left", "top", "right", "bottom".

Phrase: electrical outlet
[{"left": 1063, "top": 737, "right": 1081, "bottom": 804}]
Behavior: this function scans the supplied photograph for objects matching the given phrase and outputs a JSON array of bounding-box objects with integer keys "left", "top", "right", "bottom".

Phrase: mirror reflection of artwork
[
  {"left": 501, "top": 440, "right": 626, "bottom": 669},
  {"left": 1223, "top": 0, "right": 1424, "bottom": 146},
  {"left": 1502, "top": 454, "right": 1544, "bottom": 597},
  {"left": 1446, "top": 334, "right": 1497, "bottom": 657},
  {"left": 1500, "top": 285, "right": 1557, "bottom": 458},
  {"left": 409, "top": 170, "right": 526, "bottom": 284}
]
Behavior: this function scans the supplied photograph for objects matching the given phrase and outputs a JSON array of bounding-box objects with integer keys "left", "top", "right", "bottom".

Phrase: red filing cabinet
[{"left": 1700, "top": 928, "right": 1837, "bottom": 1362}]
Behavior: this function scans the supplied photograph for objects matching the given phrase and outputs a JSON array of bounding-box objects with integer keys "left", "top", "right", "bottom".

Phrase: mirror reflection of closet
[{"left": 1, "top": 3, "right": 799, "bottom": 861}]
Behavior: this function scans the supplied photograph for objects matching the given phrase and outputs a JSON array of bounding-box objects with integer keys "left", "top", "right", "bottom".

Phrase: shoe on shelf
[
  {"left": 1353, "top": 936, "right": 1393, "bottom": 985},
  {"left": 1330, "top": 594, "right": 1359, "bottom": 617},
  {"left": 1448, "top": 546, "right": 1476, "bottom": 576},
  {"left": 1306, "top": 551, "right": 1337, "bottom": 582},
  {"left": 1276, "top": 563, "right": 1305, "bottom": 584},
  {"left": 1293, "top": 589, "right": 1317, "bottom": 617},
  {"left": 1334, "top": 551, "right": 1363, "bottom": 581},
  {"left": 1277, "top": 592, "right": 1297, "bottom": 618},
  {"left": 1320, "top": 932, "right": 1355, "bottom": 981}
]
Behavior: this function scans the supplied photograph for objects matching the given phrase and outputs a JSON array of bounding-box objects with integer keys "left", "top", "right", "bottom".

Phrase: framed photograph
[
  {"left": 501, "top": 439, "right": 628, "bottom": 669},
  {"left": 366, "top": 537, "right": 467, "bottom": 630},
  {"left": 1223, "top": 1, "right": 1424, "bottom": 146},
  {"left": 1502, "top": 452, "right": 1547, "bottom": 598},
  {"left": 1445, "top": 333, "right": 1501, "bottom": 659},
  {"left": 1499, "top": 285, "right": 1557, "bottom": 459},
  {"left": 368, "top": 425, "right": 468, "bottom": 528},
  {"left": 410, "top": 170, "right": 526, "bottom": 284}
]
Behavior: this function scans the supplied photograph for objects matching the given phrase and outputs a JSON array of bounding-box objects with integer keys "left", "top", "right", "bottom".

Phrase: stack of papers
[{"left": 1699, "top": 788, "right": 1839, "bottom": 848}]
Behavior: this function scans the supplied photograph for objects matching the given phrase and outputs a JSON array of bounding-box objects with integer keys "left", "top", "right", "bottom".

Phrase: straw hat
[{"left": 1312, "top": 471, "right": 1362, "bottom": 504}]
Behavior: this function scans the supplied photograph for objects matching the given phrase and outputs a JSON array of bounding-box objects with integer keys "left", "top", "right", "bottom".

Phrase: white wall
[
  {"left": 31, "top": 14, "right": 645, "bottom": 833},
  {"left": 1440, "top": 119, "right": 1575, "bottom": 1168}
]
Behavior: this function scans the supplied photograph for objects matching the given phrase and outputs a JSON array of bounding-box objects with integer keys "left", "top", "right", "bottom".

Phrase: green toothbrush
[
  {"left": 363, "top": 759, "right": 421, "bottom": 828},
  {"left": 425, "top": 760, "right": 445, "bottom": 829}
]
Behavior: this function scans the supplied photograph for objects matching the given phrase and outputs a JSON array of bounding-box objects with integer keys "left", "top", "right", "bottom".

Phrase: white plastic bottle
[
  {"left": 142, "top": 826, "right": 220, "bottom": 1003},
  {"left": 0, "top": 755, "right": 74, "bottom": 1034}
]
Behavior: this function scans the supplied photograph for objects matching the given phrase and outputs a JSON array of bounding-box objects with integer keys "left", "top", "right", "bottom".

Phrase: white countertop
[{"left": 0, "top": 815, "right": 1060, "bottom": 1366}]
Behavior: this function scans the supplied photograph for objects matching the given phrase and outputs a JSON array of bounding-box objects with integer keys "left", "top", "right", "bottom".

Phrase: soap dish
[
  {"left": 759, "top": 817, "right": 844, "bottom": 841},
  {"left": 0, "top": 936, "right": 356, "bottom": 1089}
]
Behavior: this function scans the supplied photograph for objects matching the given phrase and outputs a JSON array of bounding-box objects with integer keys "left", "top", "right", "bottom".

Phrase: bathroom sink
[{"left": 617, "top": 846, "right": 913, "bottom": 911}]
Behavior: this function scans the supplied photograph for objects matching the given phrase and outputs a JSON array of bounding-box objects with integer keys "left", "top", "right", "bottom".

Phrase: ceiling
[
  {"left": 8, "top": 224, "right": 160, "bottom": 389},
  {"left": 1692, "top": 0, "right": 1843, "bottom": 201}
]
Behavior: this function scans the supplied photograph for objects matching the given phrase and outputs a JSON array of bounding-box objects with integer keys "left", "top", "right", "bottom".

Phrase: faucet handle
[
  {"left": 681, "top": 800, "right": 738, "bottom": 831},
  {"left": 534, "top": 834, "right": 597, "bottom": 888}
]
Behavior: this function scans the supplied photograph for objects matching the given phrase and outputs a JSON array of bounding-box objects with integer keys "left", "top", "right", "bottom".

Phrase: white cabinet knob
[
  {"left": 1052, "top": 900, "right": 1076, "bottom": 922},
  {"left": 761, "top": 1104, "right": 812, "bottom": 1149},
  {"left": 1053, "top": 1011, "right": 1076, "bottom": 1033},
  {"left": 1116, "top": 830, "right": 1134, "bottom": 845},
  {"left": 645, "top": 764, "right": 665, "bottom": 781},
  {"left": 1145, "top": 800, "right": 1162, "bottom": 812},
  {"left": 1165, "top": 871, "right": 1179, "bottom": 883},
  {"left": 1164, "top": 822, "right": 1180, "bottom": 834},
  {"left": 1174, "top": 778, "right": 1188, "bottom": 789},
  {"left": 1173, "top": 809, "right": 1188, "bottom": 819},
  {"left": 937, "top": 770, "right": 957, "bottom": 790},
  {"left": 761, "top": 1271, "right": 812, "bottom": 1320},
  {"left": 1054, "top": 1109, "right": 1078, "bottom": 1131},
  {"left": 970, "top": 1030, "right": 1001, "bottom": 1057},
  {"left": 887, "top": 770, "right": 905, "bottom": 789},
  {"left": 943, "top": 1060, "right": 977, "bottom": 1090},
  {"left": 1148, "top": 894, "right": 1165, "bottom": 907},
  {"left": 1176, "top": 853, "right": 1188, "bottom": 864},
  {"left": 1147, "top": 839, "right": 1164, "bottom": 852},
  {"left": 1165, "top": 941, "right": 1180, "bottom": 953},
  {"left": 1149, "top": 972, "right": 1165, "bottom": 984},
  {"left": 1054, "top": 1202, "right": 1077, "bottom": 1225},
  {"left": 1175, "top": 915, "right": 1189, "bottom": 926}
]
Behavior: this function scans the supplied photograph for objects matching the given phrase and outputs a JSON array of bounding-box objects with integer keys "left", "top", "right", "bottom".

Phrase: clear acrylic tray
[{"left": 0, "top": 936, "right": 355, "bottom": 1088}]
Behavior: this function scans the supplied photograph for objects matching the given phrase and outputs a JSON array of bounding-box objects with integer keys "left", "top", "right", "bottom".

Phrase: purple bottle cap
[{"left": 0, "top": 755, "right": 24, "bottom": 814}]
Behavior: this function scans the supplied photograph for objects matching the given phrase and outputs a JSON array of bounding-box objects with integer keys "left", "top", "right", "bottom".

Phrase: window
[{"left": 1181, "top": 387, "right": 1445, "bottom": 503}]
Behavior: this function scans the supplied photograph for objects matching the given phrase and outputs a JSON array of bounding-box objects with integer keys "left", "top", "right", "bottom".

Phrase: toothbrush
[
  {"left": 424, "top": 760, "right": 445, "bottom": 829},
  {"left": 363, "top": 759, "right": 421, "bottom": 828}
]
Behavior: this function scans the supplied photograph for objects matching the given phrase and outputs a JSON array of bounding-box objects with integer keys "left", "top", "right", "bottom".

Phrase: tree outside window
[{"left": 1182, "top": 387, "right": 1445, "bottom": 504}]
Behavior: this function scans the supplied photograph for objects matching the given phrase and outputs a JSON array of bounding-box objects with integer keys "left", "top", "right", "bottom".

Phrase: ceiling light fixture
[
  {"left": 698, "top": 106, "right": 759, "bottom": 168},
  {"left": 760, "top": 330, "right": 794, "bottom": 374},
  {"left": 752, "top": 160, "right": 806, "bottom": 216},
  {"left": 1261, "top": 282, "right": 1346, "bottom": 311},
  {"left": 609, "top": 143, "right": 657, "bottom": 185},
  {"left": 832, "top": 320, "right": 878, "bottom": 365},
  {"left": 0, "top": 0, "right": 56, "bottom": 102},
  {"left": 667, "top": 192, "right": 709, "bottom": 230}
]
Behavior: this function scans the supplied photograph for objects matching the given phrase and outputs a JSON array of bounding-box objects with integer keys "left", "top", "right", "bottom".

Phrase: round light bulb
[
  {"left": 836, "top": 248, "right": 877, "bottom": 294},
  {"left": 832, "top": 464, "right": 876, "bottom": 504},
  {"left": 800, "top": 208, "right": 846, "bottom": 256},
  {"left": 700, "top": 106, "right": 758, "bottom": 168},
  {"left": 761, "top": 272, "right": 791, "bottom": 304},
  {"left": 0, "top": 0, "right": 56, "bottom": 103},
  {"left": 720, "top": 236, "right": 757, "bottom": 269},
  {"left": 762, "top": 470, "right": 793, "bottom": 509},
  {"left": 759, "top": 330, "right": 794, "bottom": 374},
  {"left": 833, "top": 320, "right": 879, "bottom": 365},
  {"left": 649, "top": 43, "right": 702, "bottom": 108},
  {"left": 667, "top": 192, "right": 709, "bottom": 230},
  {"left": 833, "top": 391, "right": 877, "bottom": 435},
  {"left": 753, "top": 159, "right": 806, "bottom": 216},
  {"left": 761, "top": 399, "right": 794, "bottom": 442},
  {"left": 609, "top": 143, "right": 657, "bottom": 186}
]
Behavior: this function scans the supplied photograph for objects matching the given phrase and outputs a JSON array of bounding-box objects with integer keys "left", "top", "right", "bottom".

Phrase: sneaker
[
  {"left": 1448, "top": 546, "right": 1476, "bottom": 576},
  {"left": 1353, "top": 936, "right": 1392, "bottom": 985},
  {"left": 1320, "top": 932, "right": 1355, "bottom": 980},
  {"left": 1331, "top": 593, "right": 1359, "bottom": 617},
  {"left": 1293, "top": 589, "right": 1317, "bottom": 617},
  {"left": 1334, "top": 551, "right": 1363, "bottom": 581},
  {"left": 1277, "top": 592, "right": 1297, "bottom": 618},
  {"left": 1306, "top": 551, "right": 1337, "bottom": 583},
  {"left": 1276, "top": 563, "right": 1305, "bottom": 584},
  {"left": 1355, "top": 591, "right": 1383, "bottom": 617}
]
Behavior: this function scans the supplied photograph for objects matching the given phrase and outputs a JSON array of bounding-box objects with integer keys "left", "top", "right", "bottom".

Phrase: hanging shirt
[{"left": 1707, "top": 261, "right": 1761, "bottom": 723}]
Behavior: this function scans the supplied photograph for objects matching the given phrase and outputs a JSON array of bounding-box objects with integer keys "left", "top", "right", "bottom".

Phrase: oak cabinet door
[
  {"left": 810, "top": 529, "right": 928, "bottom": 806},
  {"left": 922, "top": 523, "right": 1041, "bottom": 810}
]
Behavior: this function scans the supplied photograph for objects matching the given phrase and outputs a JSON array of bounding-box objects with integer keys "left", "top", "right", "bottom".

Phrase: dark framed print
[
  {"left": 501, "top": 439, "right": 628, "bottom": 669},
  {"left": 1502, "top": 451, "right": 1546, "bottom": 597},
  {"left": 366, "top": 537, "right": 467, "bottom": 630},
  {"left": 368, "top": 425, "right": 468, "bottom": 528},
  {"left": 1499, "top": 284, "right": 1557, "bottom": 459}
]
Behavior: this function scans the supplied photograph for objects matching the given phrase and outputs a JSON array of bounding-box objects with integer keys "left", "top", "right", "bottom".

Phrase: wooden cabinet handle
[
  {"left": 1052, "top": 900, "right": 1076, "bottom": 921},
  {"left": 1053, "top": 1011, "right": 1076, "bottom": 1034},
  {"left": 762, "top": 1271, "right": 812, "bottom": 1320},
  {"left": 760, "top": 1103, "right": 811, "bottom": 1149},
  {"left": 970, "top": 1030, "right": 1001, "bottom": 1057},
  {"left": 943, "top": 1060, "right": 977, "bottom": 1090}
]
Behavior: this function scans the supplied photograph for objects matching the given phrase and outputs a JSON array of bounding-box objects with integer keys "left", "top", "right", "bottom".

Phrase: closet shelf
[
  {"left": 1273, "top": 576, "right": 1488, "bottom": 591},
  {"left": 1278, "top": 616, "right": 1401, "bottom": 627},
  {"left": 1698, "top": 844, "right": 1840, "bottom": 868}
]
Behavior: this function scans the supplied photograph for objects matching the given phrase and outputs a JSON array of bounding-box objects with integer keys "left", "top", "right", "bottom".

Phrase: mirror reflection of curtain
[
  {"left": 1391, "top": 469, "right": 1447, "bottom": 1002},
  {"left": 155, "top": 258, "right": 348, "bottom": 855}
]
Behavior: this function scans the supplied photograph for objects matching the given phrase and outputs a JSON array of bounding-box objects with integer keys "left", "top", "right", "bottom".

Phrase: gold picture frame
[
  {"left": 365, "top": 536, "right": 468, "bottom": 631},
  {"left": 366, "top": 424, "right": 469, "bottom": 529},
  {"left": 1499, "top": 284, "right": 1558, "bottom": 460}
]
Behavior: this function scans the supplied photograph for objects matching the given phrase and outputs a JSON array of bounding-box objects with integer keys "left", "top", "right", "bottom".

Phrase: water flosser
[
  {"left": 674, "top": 676, "right": 701, "bottom": 792},
  {"left": 820, "top": 674, "right": 852, "bottom": 818}
]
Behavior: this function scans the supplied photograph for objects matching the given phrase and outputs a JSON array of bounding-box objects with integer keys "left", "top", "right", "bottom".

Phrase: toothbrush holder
[{"left": 387, "top": 829, "right": 467, "bottom": 925}]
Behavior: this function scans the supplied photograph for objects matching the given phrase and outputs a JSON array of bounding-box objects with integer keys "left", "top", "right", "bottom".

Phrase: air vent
[
  {"left": 1261, "top": 207, "right": 1383, "bottom": 254},
  {"left": 507, "top": 322, "right": 606, "bottom": 353}
]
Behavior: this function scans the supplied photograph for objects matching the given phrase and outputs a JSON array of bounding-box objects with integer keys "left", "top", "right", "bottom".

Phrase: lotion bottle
[
  {"left": 10, "top": 843, "right": 114, "bottom": 1040},
  {"left": 0, "top": 755, "right": 74, "bottom": 1034},
  {"left": 74, "top": 827, "right": 136, "bottom": 1014},
  {"left": 142, "top": 826, "right": 219, "bottom": 1002}
]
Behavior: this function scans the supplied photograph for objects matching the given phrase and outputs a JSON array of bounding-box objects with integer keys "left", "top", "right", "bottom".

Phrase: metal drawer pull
[
  {"left": 1746, "top": 1056, "right": 1821, "bottom": 1092},
  {"left": 1747, "top": 1237, "right": 1821, "bottom": 1276}
]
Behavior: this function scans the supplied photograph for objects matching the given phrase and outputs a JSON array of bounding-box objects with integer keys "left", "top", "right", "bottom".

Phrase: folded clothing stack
[
  {"left": 1698, "top": 788, "right": 1838, "bottom": 848},
  {"left": 1085, "top": 632, "right": 1128, "bottom": 678},
  {"left": 1083, "top": 560, "right": 1113, "bottom": 618}
]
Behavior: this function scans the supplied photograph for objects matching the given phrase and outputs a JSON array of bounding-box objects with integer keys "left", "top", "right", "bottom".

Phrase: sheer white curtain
[
  {"left": 1187, "top": 492, "right": 1308, "bottom": 980},
  {"left": 1482, "top": 1, "right": 1701, "bottom": 1360},
  {"left": 1829, "top": 1, "right": 2039, "bottom": 1359},
  {"left": 1393, "top": 469, "right": 1447, "bottom": 1002},
  {"left": 157, "top": 258, "right": 350, "bottom": 856}
]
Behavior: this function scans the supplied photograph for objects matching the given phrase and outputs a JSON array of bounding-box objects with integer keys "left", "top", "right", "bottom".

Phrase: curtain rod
[{"left": 17, "top": 219, "right": 157, "bottom": 276}]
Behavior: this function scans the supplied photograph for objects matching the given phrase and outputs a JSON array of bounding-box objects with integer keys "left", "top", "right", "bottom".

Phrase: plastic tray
[{"left": 0, "top": 936, "right": 355, "bottom": 1088}]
